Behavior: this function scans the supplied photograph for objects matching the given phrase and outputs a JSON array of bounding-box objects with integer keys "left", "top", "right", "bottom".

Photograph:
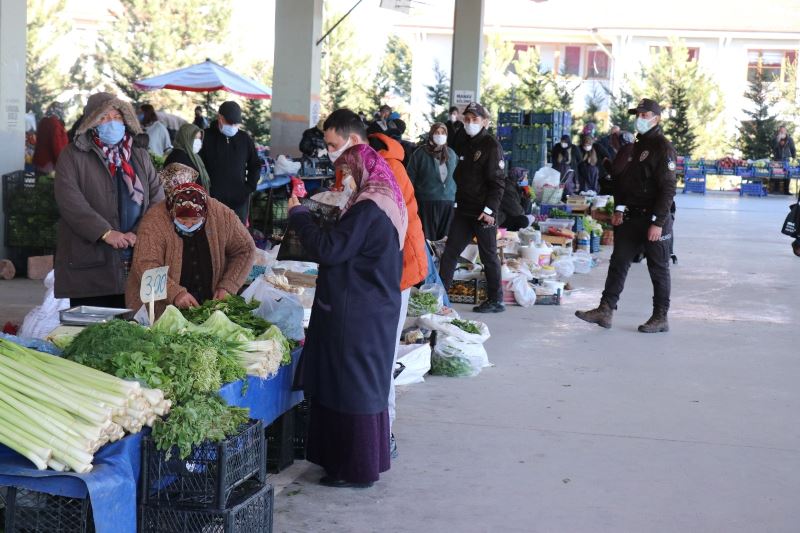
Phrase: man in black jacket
[
  {"left": 439, "top": 102, "right": 507, "bottom": 313},
  {"left": 200, "top": 101, "right": 261, "bottom": 224},
  {"left": 576, "top": 98, "right": 677, "bottom": 333}
]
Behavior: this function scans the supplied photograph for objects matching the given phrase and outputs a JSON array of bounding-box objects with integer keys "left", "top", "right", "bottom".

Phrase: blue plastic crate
[
  {"left": 739, "top": 181, "right": 768, "bottom": 197},
  {"left": 684, "top": 168, "right": 706, "bottom": 178},
  {"left": 735, "top": 166, "right": 754, "bottom": 177},
  {"left": 539, "top": 204, "right": 572, "bottom": 216},
  {"left": 682, "top": 175, "right": 706, "bottom": 195},
  {"left": 496, "top": 125, "right": 513, "bottom": 137},
  {"left": 498, "top": 111, "right": 523, "bottom": 124},
  {"left": 715, "top": 165, "right": 736, "bottom": 175},
  {"left": 753, "top": 167, "right": 771, "bottom": 177}
]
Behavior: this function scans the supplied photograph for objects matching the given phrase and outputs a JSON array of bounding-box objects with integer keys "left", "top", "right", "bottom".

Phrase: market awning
[{"left": 134, "top": 59, "right": 271, "bottom": 100}]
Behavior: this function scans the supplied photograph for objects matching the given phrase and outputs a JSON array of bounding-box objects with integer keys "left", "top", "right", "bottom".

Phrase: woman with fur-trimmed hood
[{"left": 53, "top": 92, "right": 165, "bottom": 308}]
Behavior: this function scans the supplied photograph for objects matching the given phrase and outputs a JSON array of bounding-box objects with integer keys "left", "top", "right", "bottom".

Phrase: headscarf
[
  {"left": 580, "top": 134, "right": 598, "bottom": 166},
  {"left": 45, "top": 102, "right": 64, "bottom": 122},
  {"left": 159, "top": 162, "right": 199, "bottom": 198},
  {"left": 423, "top": 122, "right": 449, "bottom": 165},
  {"left": 92, "top": 132, "right": 144, "bottom": 206},
  {"left": 168, "top": 182, "right": 208, "bottom": 220},
  {"left": 335, "top": 144, "right": 408, "bottom": 249},
  {"left": 173, "top": 123, "right": 211, "bottom": 191}
]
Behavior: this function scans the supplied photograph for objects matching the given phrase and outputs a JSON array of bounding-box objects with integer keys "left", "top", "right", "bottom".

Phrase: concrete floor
[{"left": 0, "top": 192, "right": 797, "bottom": 532}]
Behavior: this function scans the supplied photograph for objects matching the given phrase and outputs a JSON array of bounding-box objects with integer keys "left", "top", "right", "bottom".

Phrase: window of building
[
  {"left": 747, "top": 49, "right": 796, "bottom": 82},
  {"left": 564, "top": 46, "right": 581, "bottom": 77},
  {"left": 649, "top": 46, "right": 700, "bottom": 62},
  {"left": 586, "top": 49, "right": 610, "bottom": 79}
]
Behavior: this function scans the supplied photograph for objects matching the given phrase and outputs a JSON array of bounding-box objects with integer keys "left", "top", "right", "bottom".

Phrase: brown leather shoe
[
  {"left": 638, "top": 307, "right": 669, "bottom": 333},
  {"left": 575, "top": 301, "right": 613, "bottom": 329}
]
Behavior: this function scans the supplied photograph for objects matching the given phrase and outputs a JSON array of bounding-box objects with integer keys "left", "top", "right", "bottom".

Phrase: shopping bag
[
  {"left": 277, "top": 198, "right": 341, "bottom": 262},
  {"left": 394, "top": 344, "right": 432, "bottom": 386},
  {"left": 781, "top": 191, "right": 800, "bottom": 237},
  {"left": 242, "top": 277, "right": 305, "bottom": 340}
]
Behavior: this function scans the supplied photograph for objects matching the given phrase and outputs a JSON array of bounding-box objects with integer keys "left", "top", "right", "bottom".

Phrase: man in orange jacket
[{"left": 323, "top": 109, "right": 427, "bottom": 458}]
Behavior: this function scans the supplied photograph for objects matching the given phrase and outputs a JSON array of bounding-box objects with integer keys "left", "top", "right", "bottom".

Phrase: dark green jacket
[{"left": 406, "top": 146, "right": 457, "bottom": 203}]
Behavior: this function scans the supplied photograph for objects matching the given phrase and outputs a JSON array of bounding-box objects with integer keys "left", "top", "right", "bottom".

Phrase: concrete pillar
[
  {"left": 449, "top": 0, "right": 485, "bottom": 109},
  {"left": 270, "top": 0, "right": 323, "bottom": 157},
  {"left": 0, "top": 0, "right": 27, "bottom": 259}
]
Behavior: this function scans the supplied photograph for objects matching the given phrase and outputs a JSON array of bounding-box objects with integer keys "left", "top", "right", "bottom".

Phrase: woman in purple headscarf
[{"left": 287, "top": 143, "right": 407, "bottom": 488}]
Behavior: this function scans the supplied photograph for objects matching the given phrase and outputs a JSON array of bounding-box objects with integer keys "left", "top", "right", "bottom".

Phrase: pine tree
[
  {"left": 664, "top": 83, "right": 697, "bottom": 155},
  {"left": 606, "top": 86, "right": 636, "bottom": 132},
  {"left": 26, "top": 0, "right": 69, "bottom": 118},
  {"left": 480, "top": 35, "right": 517, "bottom": 118},
  {"left": 242, "top": 61, "right": 273, "bottom": 146},
  {"left": 515, "top": 48, "right": 550, "bottom": 112},
  {"left": 738, "top": 66, "right": 778, "bottom": 160},
  {"left": 425, "top": 61, "right": 450, "bottom": 125},
  {"left": 577, "top": 85, "right": 605, "bottom": 133},
  {"left": 320, "top": 12, "right": 372, "bottom": 113}
]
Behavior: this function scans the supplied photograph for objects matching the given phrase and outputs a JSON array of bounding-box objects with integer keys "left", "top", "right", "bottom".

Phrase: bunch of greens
[
  {"left": 181, "top": 295, "right": 271, "bottom": 335},
  {"left": 451, "top": 319, "right": 481, "bottom": 335},
  {"left": 408, "top": 292, "right": 440, "bottom": 317},
  {"left": 548, "top": 208, "right": 572, "bottom": 219},
  {"left": 430, "top": 352, "right": 474, "bottom": 377}
]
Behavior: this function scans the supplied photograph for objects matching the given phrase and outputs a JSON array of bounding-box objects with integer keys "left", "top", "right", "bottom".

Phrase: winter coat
[
  {"left": 54, "top": 133, "right": 164, "bottom": 299},
  {"left": 368, "top": 133, "right": 428, "bottom": 289},
  {"left": 199, "top": 125, "right": 262, "bottom": 211},
  {"left": 773, "top": 136, "right": 796, "bottom": 161},
  {"left": 291, "top": 200, "right": 402, "bottom": 414},
  {"left": 125, "top": 198, "right": 255, "bottom": 318},
  {"left": 406, "top": 145, "right": 457, "bottom": 203},
  {"left": 452, "top": 128, "right": 506, "bottom": 218},
  {"left": 32, "top": 116, "right": 68, "bottom": 173},
  {"left": 164, "top": 148, "right": 198, "bottom": 173},
  {"left": 497, "top": 175, "right": 526, "bottom": 227},
  {"left": 144, "top": 121, "right": 172, "bottom": 156}
]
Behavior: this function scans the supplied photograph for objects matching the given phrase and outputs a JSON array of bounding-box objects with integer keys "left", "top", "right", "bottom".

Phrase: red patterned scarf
[{"left": 92, "top": 132, "right": 144, "bottom": 206}]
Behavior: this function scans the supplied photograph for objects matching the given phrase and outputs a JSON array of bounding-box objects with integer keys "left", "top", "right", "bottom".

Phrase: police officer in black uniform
[
  {"left": 439, "top": 102, "right": 507, "bottom": 313},
  {"left": 576, "top": 98, "right": 677, "bottom": 333}
]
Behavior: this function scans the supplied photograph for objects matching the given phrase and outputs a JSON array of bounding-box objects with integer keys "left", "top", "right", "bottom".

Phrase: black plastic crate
[
  {"left": 293, "top": 400, "right": 309, "bottom": 460},
  {"left": 0, "top": 486, "right": 94, "bottom": 533},
  {"left": 140, "top": 481, "right": 273, "bottom": 533},
  {"left": 4, "top": 212, "right": 58, "bottom": 249},
  {"left": 2, "top": 171, "right": 58, "bottom": 216},
  {"left": 266, "top": 412, "right": 294, "bottom": 473},
  {"left": 140, "top": 420, "right": 266, "bottom": 510}
]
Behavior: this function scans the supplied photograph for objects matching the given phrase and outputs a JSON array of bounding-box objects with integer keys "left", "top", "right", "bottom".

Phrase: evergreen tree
[
  {"left": 425, "top": 61, "right": 450, "bottom": 125},
  {"left": 664, "top": 83, "right": 697, "bottom": 155},
  {"left": 242, "top": 61, "right": 273, "bottom": 146},
  {"left": 578, "top": 85, "right": 605, "bottom": 132},
  {"left": 480, "top": 35, "right": 517, "bottom": 118},
  {"left": 515, "top": 48, "right": 550, "bottom": 111},
  {"left": 548, "top": 70, "right": 577, "bottom": 111},
  {"left": 738, "top": 66, "right": 778, "bottom": 160},
  {"left": 26, "top": 0, "right": 69, "bottom": 118},
  {"left": 606, "top": 86, "right": 636, "bottom": 132},
  {"left": 320, "top": 12, "right": 372, "bottom": 113},
  {"left": 91, "top": 0, "right": 231, "bottom": 112}
]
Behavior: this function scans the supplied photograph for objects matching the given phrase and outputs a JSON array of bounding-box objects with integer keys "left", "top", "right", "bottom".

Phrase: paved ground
[{"left": 0, "top": 192, "right": 797, "bottom": 532}]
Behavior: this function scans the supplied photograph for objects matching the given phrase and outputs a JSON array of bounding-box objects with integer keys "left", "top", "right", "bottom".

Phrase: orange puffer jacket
[{"left": 369, "top": 133, "right": 428, "bottom": 289}]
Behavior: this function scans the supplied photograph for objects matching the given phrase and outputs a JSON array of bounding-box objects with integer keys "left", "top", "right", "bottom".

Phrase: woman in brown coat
[
  {"left": 54, "top": 92, "right": 164, "bottom": 308},
  {"left": 126, "top": 163, "right": 255, "bottom": 318}
]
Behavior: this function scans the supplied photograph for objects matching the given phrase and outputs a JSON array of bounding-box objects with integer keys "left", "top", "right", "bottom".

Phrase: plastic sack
[
  {"left": 277, "top": 198, "right": 341, "bottom": 262},
  {"left": 394, "top": 343, "right": 432, "bottom": 386},
  {"left": 430, "top": 335, "right": 490, "bottom": 377},
  {"left": 18, "top": 271, "right": 70, "bottom": 340},
  {"left": 408, "top": 285, "right": 444, "bottom": 317},
  {"left": 532, "top": 166, "right": 561, "bottom": 200},
  {"left": 553, "top": 257, "right": 575, "bottom": 278},
  {"left": 274, "top": 154, "right": 301, "bottom": 175},
  {"left": 510, "top": 275, "right": 536, "bottom": 307},
  {"left": 0, "top": 332, "right": 61, "bottom": 355},
  {"left": 541, "top": 185, "right": 564, "bottom": 205},
  {"left": 417, "top": 314, "right": 490, "bottom": 344},
  {"left": 242, "top": 278, "right": 305, "bottom": 340}
]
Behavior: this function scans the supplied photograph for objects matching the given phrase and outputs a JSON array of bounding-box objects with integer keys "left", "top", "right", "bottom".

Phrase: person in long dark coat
[{"left": 287, "top": 143, "right": 408, "bottom": 488}]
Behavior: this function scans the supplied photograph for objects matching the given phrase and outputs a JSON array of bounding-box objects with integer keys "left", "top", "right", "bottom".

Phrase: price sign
[{"left": 140, "top": 266, "right": 169, "bottom": 303}]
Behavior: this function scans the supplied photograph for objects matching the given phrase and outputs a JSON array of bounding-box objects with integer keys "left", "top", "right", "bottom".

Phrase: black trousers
[
  {"left": 439, "top": 211, "right": 503, "bottom": 302},
  {"left": 601, "top": 214, "right": 673, "bottom": 310},
  {"left": 418, "top": 200, "right": 454, "bottom": 241},
  {"left": 69, "top": 294, "right": 127, "bottom": 309}
]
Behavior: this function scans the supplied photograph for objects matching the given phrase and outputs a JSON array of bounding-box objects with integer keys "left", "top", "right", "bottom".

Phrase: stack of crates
[
  {"left": 0, "top": 486, "right": 94, "bottom": 533},
  {"left": 496, "top": 111, "right": 523, "bottom": 168},
  {"left": 2, "top": 171, "right": 58, "bottom": 274},
  {"left": 139, "top": 420, "right": 274, "bottom": 533},
  {"left": 496, "top": 110, "right": 571, "bottom": 179},
  {"left": 736, "top": 164, "right": 767, "bottom": 197},
  {"left": 680, "top": 158, "right": 707, "bottom": 195}
]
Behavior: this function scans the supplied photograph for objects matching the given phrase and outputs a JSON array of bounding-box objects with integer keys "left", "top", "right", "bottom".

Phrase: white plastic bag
[
  {"left": 532, "top": 166, "right": 561, "bottom": 200},
  {"left": 241, "top": 278, "right": 305, "bottom": 340},
  {"left": 18, "top": 271, "right": 70, "bottom": 339},
  {"left": 274, "top": 154, "right": 301, "bottom": 175},
  {"left": 430, "top": 335, "right": 490, "bottom": 377},
  {"left": 394, "top": 344, "right": 432, "bottom": 386},
  {"left": 510, "top": 275, "right": 536, "bottom": 307},
  {"left": 417, "top": 314, "right": 490, "bottom": 344},
  {"left": 553, "top": 257, "right": 576, "bottom": 278}
]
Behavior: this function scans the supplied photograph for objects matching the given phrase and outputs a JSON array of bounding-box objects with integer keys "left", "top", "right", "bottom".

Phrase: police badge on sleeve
[{"left": 667, "top": 158, "right": 676, "bottom": 171}]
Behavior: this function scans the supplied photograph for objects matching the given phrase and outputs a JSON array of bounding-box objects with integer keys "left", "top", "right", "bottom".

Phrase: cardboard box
[{"left": 27, "top": 255, "right": 53, "bottom": 280}]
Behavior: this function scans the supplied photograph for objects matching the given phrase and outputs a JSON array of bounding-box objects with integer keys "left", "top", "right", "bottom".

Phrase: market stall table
[{"left": 0, "top": 348, "right": 304, "bottom": 533}]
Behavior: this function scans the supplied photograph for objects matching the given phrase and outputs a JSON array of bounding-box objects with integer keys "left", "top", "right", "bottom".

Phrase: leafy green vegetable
[
  {"left": 63, "top": 320, "right": 157, "bottom": 375},
  {"left": 548, "top": 208, "right": 571, "bottom": 219},
  {"left": 181, "top": 295, "right": 271, "bottom": 334},
  {"left": 451, "top": 319, "right": 481, "bottom": 335},
  {"left": 257, "top": 325, "right": 292, "bottom": 366},
  {"left": 430, "top": 352, "right": 474, "bottom": 377},
  {"left": 408, "top": 292, "right": 440, "bottom": 317},
  {"left": 199, "top": 311, "right": 254, "bottom": 343}
]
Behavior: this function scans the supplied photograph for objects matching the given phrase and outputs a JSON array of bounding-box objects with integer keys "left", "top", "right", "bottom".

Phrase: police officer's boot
[
  {"left": 638, "top": 307, "right": 669, "bottom": 333},
  {"left": 575, "top": 301, "right": 613, "bottom": 329}
]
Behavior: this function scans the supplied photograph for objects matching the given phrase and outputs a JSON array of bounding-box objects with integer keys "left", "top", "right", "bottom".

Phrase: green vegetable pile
[
  {"left": 548, "top": 208, "right": 572, "bottom": 219},
  {"left": 451, "top": 319, "right": 481, "bottom": 335},
  {"left": 430, "top": 352, "right": 474, "bottom": 377},
  {"left": 408, "top": 292, "right": 440, "bottom": 317},
  {"left": 181, "top": 295, "right": 272, "bottom": 335},
  {"left": 63, "top": 320, "right": 247, "bottom": 458}
]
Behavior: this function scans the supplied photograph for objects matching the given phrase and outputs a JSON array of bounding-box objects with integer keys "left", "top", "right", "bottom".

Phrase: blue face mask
[
  {"left": 174, "top": 219, "right": 205, "bottom": 235},
  {"left": 137, "top": 113, "right": 145, "bottom": 121},
  {"left": 96, "top": 120, "right": 126, "bottom": 145},
  {"left": 220, "top": 124, "right": 239, "bottom": 137}
]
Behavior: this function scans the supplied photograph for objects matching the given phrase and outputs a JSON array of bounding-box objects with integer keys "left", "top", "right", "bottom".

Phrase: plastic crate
[
  {"left": 753, "top": 167, "right": 771, "bottom": 177},
  {"left": 0, "top": 486, "right": 94, "bottom": 533},
  {"left": 739, "top": 181, "right": 768, "bottom": 197},
  {"left": 140, "top": 420, "right": 266, "bottom": 510},
  {"left": 539, "top": 204, "right": 572, "bottom": 217},
  {"left": 715, "top": 164, "right": 736, "bottom": 175},
  {"left": 4, "top": 212, "right": 58, "bottom": 249},
  {"left": 497, "top": 111, "right": 523, "bottom": 124},
  {"left": 266, "top": 411, "right": 294, "bottom": 474},
  {"left": 293, "top": 400, "right": 309, "bottom": 460},
  {"left": 140, "top": 481, "right": 273, "bottom": 533},
  {"left": 786, "top": 165, "right": 800, "bottom": 177},
  {"left": 735, "top": 166, "right": 754, "bottom": 177},
  {"left": 534, "top": 288, "right": 562, "bottom": 305},
  {"left": 683, "top": 175, "right": 706, "bottom": 195},
  {"left": 447, "top": 279, "right": 488, "bottom": 305},
  {"left": 2, "top": 171, "right": 58, "bottom": 216},
  {"left": 528, "top": 111, "right": 561, "bottom": 125}
]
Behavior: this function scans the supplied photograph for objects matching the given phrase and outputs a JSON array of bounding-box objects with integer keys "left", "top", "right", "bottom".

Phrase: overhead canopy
[{"left": 134, "top": 59, "right": 271, "bottom": 99}]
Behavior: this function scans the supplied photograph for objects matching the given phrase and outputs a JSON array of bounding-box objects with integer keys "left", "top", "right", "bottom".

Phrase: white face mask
[
  {"left": 192, "top": 138, "right": 202, "bottom": 154},
  {"left": 450, "top": 114, "right": 458, "bottom": 122},
  {"left": 560, "top": 142, "right": 568, "bottom": 149},
  {"left": 583, "top": 145, "right": 592, "bottom": 151},
  {"left": 432, "top": 134, "right": 448, "bottom": 146},
  {"left": 328, "top": 137, "right": 353, "bottom": 163},
  {"left": 636, "top": 117, "right": 655, "bottom": 134},
  {"left": 464, "top": 122, "right": 482, "bottom": 137},
  {"left": 779, "top": 133, "right": 787, "bottom": 140}
]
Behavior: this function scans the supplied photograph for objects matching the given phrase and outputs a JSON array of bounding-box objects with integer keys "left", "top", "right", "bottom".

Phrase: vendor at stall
[
  {"left": 125, "top": 163, "right": 255, "bottom": 317},
  {"left": 287, "top": 143, "right": 407, "bottom": 488}
]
